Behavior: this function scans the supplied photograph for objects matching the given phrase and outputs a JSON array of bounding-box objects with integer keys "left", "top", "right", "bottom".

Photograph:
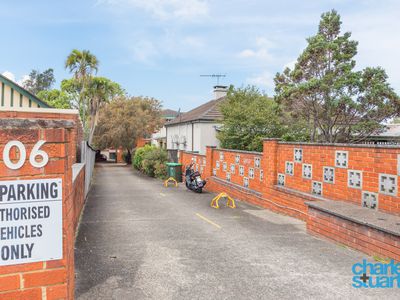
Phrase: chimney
[{"left": 213, "top": 85, "right": 228, "bottom": 99}]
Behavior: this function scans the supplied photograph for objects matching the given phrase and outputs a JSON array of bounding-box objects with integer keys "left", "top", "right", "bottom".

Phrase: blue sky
[{"left": 1, "top": 0, "right": 399, "bottom": 111}]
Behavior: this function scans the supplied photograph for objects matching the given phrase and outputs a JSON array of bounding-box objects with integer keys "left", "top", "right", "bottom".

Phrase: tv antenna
[{"left": 200, "top": 74, "right": 226, "bottom": 85}]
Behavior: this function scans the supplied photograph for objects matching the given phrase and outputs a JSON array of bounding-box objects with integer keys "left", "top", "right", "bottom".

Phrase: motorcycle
[{"left": 185, "top": 163, "right": 207, "bottom": 193}]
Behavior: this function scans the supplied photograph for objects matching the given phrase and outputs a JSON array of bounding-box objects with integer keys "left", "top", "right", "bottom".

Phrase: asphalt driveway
[{"left": 75, "top": 164, "right": 397, "bottom": 299}]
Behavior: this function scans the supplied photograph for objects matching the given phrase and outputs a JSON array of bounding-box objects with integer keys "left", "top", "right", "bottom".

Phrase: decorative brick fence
[
  {"left": 179, "top": 139, "right": 400, "bottom": 261},
  {"left": 0, "top": 109, "right": 86, "bottom": 299}
]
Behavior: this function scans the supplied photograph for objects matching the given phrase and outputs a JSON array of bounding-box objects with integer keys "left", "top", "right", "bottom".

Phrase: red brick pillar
[
  {"left": 116, "top": 147, "right": 123, "bottom": 163},
  {"left": 262, "top": 139, "right": 280, "bottom": 198},
  {"left": 204, "top": 146, "right": 216, "bottom": 180},
  {"left": 178, "top": 150, "right": 183, "bottom": 165},
  {"left": 0, "top": 111, "right": 80, "bottom": 300}
]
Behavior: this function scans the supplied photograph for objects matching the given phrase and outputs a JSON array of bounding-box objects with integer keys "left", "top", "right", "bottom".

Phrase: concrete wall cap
[
  {"left": 278, "top": 141, "right": 400, "bottom": 149},
  {"left": 0, "top": 118, "right": 76, "bottom": 129},
  {"left": 217, "top": 148, "right": 262, "bottom": 155}
]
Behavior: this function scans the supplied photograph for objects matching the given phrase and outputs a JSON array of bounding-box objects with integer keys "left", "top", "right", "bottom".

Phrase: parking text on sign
[{"left": 0, "top": 178, "right": 63, "bottom": 266}]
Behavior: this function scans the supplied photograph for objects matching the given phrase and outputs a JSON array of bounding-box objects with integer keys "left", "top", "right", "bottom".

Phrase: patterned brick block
[
  {"left": 312, "top": 181, "right": 322, "bottom": 196},
  {"left": 249, "top": 168, "right": 255, "bottom": 179},
  {"left": 379, "top": 174, "right": 397, "bottom": 196},
  {"left": 348, "top": 170, "right": 362, "bottom": 189},
  {"left": 335, "top": 151, "right": 348, "bottom": 168},
  {"left": 254, "top": 157, "right": 261, "bottom": 168},
  {"left": 239, "top": 165, "right": 244, "bottom": 176},
  {"left": 323, "top": 167, "right": 335, "bottom": 184},
  {"left": 235, "top": 154, "right": 240, "bottom": 164},
  {"left": 294, "top": 148, "right": 302, "bottom": 163},
  {"left": 302, "top": 164, "right": 312, "bottom": 179},
  {"left": 278, "top": 173, "right": 285, "bottom": 186},
  {"left": 362, "top": 191, "right": 378, "bottom": 210},
  {"left": 285, "top": 161, "right": 294, "bottom": 176}
]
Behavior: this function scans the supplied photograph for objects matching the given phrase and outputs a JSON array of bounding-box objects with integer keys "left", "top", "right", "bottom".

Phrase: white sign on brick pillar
[{"left": 0, "top": 178, "right": 63, "bottom": 266}]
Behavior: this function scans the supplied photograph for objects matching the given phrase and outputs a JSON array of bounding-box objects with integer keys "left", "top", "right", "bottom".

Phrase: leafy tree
[
  {"left": 23, "top": 69, "right": 55, "bottom": 95},
  {"left": 274, "top": 10, "right": 400, "bottom": 143},
  {"left": 60, "top": 78, "right": 82, "bottom": 110},
  {"left": 217, "top": 86, "right": 287, "bottom": 152},
  {"left": 93, "top": 96, "right": 163, "bottom": 163},
  {"left": 37, "top": 89, "right": 72, "bottom": 109},
  {"left": 85, "top": 77, "right": 125, "bottom": 143}
]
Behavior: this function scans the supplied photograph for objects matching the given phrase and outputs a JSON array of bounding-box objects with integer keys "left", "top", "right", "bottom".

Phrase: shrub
[
  {"left": 154, "top": 161, "right": 168, "bottom": 179},
  {"left": 133, "top": 145, "right": 155, "bottom": 170},
  {"left": 142, "top": 147, "right": 168, "bottom": 178}
]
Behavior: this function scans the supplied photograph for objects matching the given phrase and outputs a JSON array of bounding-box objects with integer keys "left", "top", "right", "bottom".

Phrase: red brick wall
[
  {"left": 179, "top": 140, "right": 400, "bottom": 260},
  {"left": 308, "top": 207, "right": 400, "bottom": 262},
  {"left": 136, "top": 137, "right": 150, "bottom": 148},
  {"left": 211, "top": 149, "right": 264, "bottom": 193},
  {"left": 275, "top": 142, "right": 400, "bottom": 215},
  {"left": 181, "top": 140, "right": 400, "bottom": 217},
  {"left": 73, "top": 167, "right": 85, "bottom": 231},
  {"left": 180, "top": 151, "right": 207, "bottom": 176},
  {"left": 0, "top": 110, "right": 84, "bottom": 299}
]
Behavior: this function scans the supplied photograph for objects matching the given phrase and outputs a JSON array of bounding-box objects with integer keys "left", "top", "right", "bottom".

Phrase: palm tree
[
  {"left": 65, "top": 49, "right": 99, "bottom": 81},
  {"left": 65, "top": 49, "right": 99, "bottom": 133}
]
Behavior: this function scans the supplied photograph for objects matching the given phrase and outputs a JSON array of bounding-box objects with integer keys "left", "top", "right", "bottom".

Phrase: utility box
[{"left": 166, "top": 162, "right": 182, "bottom": 182}]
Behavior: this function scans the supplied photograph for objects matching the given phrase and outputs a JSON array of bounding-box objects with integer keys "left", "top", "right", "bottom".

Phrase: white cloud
[
  {"left": 18, "top": 74, "right": 30, "bottom": 86},
  {"left": 123, "top": 32, "right": 207, "bottom": 64},
  {"left": 128, "top": 40, "right": 159, "bottom": 64},
  {"left": 283, "top": 60, "right": 296, "bottom": 71},
  {"left": 341, "top": 10, "right": 400, "bottom": 91},
  {"left": 98, "top": 0, "right": 209, "bottom": 21},
  {"left": 2, "top": 71, "right": 29, "bottom": 86},
  {"left": 2, "top": 71, "right": 15, "bottom": 82},
  {"left": 238, "top": 37, "right": 274, "bottom": 62},
  {"left": 246, "top": 71, "right": 274, "bottom": 89}
]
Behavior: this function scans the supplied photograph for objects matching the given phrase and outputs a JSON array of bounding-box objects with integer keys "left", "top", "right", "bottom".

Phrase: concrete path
[{"left": 75, "top": 164, "right": 397, "bottom": 299}]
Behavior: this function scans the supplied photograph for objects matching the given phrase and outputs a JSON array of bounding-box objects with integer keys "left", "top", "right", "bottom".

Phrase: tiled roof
[
  {"left": 162, "top": 109, "right": 179, "bottom": 118},
  {"left": 166, "top": 97, "right": 225, "bottom": 126},
  {"left": 375, "top": 124, "right": 400, "bottom": 137}
]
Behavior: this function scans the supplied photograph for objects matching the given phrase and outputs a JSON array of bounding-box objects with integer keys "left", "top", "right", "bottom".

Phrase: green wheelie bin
[{"left": 166, "top": 162, "right": 183, "bottom": 182}]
